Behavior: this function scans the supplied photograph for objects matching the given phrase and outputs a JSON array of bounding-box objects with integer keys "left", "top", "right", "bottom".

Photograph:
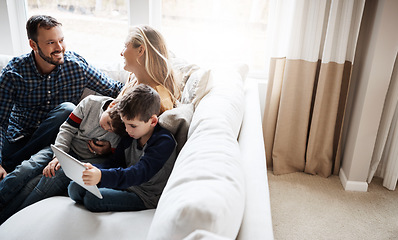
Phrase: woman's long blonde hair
[{"left": 122, "top": 25, "right": 180, "bottom": 104}]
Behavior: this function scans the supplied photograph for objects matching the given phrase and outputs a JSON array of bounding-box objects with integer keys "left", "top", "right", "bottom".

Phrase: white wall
[{"left": 340, "top": 0, "right": 398, "bottom": 191}]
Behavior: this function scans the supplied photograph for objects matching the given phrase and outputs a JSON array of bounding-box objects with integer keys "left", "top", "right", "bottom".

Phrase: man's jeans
[
  {"left": 0, "top": 167, "right": 71, "bottom": 224},
  {"left": 0, "top": 146, "right": 53, "bottom": 208},
  {"left": 2, "top": 102, "right": 75, "bottom": 172},
  {"left": 18, "top": 150, "right": 86, "bottom": 209},
  {"left": 68, "top": 182, "right": 147, "bottom": 212},
  {"left": 0, "top": 146, "right": 54, "bottom": 224},
  {"left": 0, "top": 174, "right": 41, "bottom": 224},
  {"left": 0, "top": 102, "right": 74, "bottom": 222},
  {"left": 0, "top": 167, "right": 70, "bottom": 224},
  {"left": 0, "top": 152, "right": 111, "bottom": 224}
]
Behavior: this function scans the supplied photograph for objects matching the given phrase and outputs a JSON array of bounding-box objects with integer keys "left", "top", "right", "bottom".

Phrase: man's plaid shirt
[{"left": 0, "top": 51, "right": 123, "bottom": 164}]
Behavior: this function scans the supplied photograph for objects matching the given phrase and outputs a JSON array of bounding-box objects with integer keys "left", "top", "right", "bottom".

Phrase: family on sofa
[{"left": 0, "top": 15, "right": 182, "bottom": 224}]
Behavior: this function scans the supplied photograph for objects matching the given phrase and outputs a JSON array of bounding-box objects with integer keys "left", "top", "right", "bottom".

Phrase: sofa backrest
[{"left": 147, "top": 63, "right": 248, "bottom": 239}]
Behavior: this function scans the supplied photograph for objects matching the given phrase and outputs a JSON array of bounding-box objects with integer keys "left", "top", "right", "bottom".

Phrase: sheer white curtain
[{"left": 368, "top": 54, "right": 398, "bottom": 190}]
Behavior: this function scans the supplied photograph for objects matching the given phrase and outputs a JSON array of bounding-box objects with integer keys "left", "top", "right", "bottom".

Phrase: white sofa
[{"left": 0, "top": 54, "right": 273, "bottom": 240}]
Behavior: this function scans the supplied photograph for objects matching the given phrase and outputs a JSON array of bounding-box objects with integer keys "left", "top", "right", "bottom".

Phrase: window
[
  {"left": 27, "top": 0, "right": 129, "bottom": 64},
  {"left": 24, "top": 0, "right": 269, "bottom": 77},
  {"left": 161, "top": 0, "right": 269, "bottom": 77}
]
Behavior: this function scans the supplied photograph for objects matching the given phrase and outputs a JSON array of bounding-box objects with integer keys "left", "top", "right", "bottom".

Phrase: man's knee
[
  {"left": 13, "top": 160, "right": 43, "bottom": 176},
  {"left": 46, "top": 102, "right": 76, "bottom": 127},
  {"left": 58, "top": 102, "right": 75, "bottom": 112},
  {"left": 54, "top": 102, "right": 75, "bottom": 119},
  {"left": 11, "top": 147, "right": 52, "bottom": 175}
]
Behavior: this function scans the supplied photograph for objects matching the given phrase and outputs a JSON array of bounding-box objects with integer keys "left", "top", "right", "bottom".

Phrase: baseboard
[{"left": 339, "top": 168, "right": 368, "bottom": 192}]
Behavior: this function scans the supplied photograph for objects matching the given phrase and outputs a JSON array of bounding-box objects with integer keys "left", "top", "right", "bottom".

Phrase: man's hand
[
  {"left": 82, "top": 163, "right": 101, "bottom": 186},
  {"left": 43, "top": 158, "right": 61, "bottom": 177},
  {"left": 0, "top": 165, "right": 7, "bottom": 180},
  {"left": 87, "top": 139, "right": 111, "bottom": 155}
]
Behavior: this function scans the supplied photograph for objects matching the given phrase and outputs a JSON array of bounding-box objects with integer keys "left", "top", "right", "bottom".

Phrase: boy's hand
[
  {"left": 82, "top": 163, "right": 101, "bottom": 186},
  {"left": 87, "top": 139, "right": 111, "bottom": 155},
  {"left": 43, "top": 158, "right": 61, "bottom": 177},
  {"left": 0, "top": 165, "right": 7, "bottom": 180}
]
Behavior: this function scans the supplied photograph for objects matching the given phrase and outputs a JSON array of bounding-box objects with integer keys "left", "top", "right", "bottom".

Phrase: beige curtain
[{"left": 263, "top": 0, "right": 365, "bottom": 177}]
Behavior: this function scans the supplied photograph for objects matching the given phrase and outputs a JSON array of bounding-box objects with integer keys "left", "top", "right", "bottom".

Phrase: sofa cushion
[
  {"left": 0, "top": 196, "right": 155, "bottom": 240},
  {"left": 159, "top": 103, "right": 195, "bottom": 154},
  {"left": 147, "top": 65, "right": 246, "bottom": 239},
  {"left": 171, "top": 55, "right": 212, "bottom": 107},
  {"left": 180, "top": 68, "right": 212, "bottom": 107}
]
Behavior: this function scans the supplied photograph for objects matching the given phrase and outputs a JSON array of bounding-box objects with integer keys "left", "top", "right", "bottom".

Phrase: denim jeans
[
  {"left": 20, "top": 151, "right": 112, "bottom": 208},
  {"left": 2, "top": 102, "right": 75, "bottom": 172},
  {"left": 0, "top": 152, "right": 111, "bottom": 224},
  {"left": 0, "top": 174, "right": 41, "bottom": 224},
  {"left": 20, "top": 167, "right": 71, "bottom": 209},
  {"left": 68, "top": 182, "right": 147, "bottom": 212},
  {"left": 0, "top": 146, "right": 53, "bottom": 209}
]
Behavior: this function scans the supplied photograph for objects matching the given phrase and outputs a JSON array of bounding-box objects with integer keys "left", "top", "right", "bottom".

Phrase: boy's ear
[{"left": 150, "top": 115, "right": 158, "bottom": 127}]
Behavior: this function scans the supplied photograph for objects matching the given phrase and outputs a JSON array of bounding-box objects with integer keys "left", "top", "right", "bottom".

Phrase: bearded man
[{"left": 0, "top": 15, "right": 123, "bottom": 182}]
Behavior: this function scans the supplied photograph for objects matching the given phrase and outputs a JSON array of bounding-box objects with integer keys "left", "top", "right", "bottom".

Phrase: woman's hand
[
  {"left": 43, "top": 158, "right": 61, "bottom": 177},
  {"left": 87, "top": 139, "right": 111, "bottom": 155},
  {"left": 82, "top": 163, "right": 101, "bottom": 186}
]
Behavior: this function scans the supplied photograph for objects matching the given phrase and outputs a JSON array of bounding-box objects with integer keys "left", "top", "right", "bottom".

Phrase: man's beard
[{"left": 37, "top": 45, "right": 64, "bottom": 66}]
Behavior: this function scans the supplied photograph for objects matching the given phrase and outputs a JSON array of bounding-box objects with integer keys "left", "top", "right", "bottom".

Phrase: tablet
[{"left": 50, "top": 144, "right": 103, "bottom": 199}]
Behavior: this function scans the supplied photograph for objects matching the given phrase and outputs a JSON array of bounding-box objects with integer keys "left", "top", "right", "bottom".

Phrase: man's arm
[
  {"left": 75, "top": 52, "right": 123, "bottom": 98},
  {"left": 86, "top": 65, "right": 124, "bottom": 98},
  {"left": 0, "top": 69, "right": 17, "bottom": 169}
]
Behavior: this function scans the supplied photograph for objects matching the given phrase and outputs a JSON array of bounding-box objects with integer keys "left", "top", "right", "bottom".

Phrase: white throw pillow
[
  {"left": 170, "top": 55, "right": 212, "bottom": 107},
  {"left": 180, "top": 68, "right": 212, "bottom": 107},
  {"left": 158, "top": 103, "right": 195, "bottom": 154}
]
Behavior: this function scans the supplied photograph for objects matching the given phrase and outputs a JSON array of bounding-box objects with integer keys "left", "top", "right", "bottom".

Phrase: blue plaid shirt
[{"left": 0, "top": 51, "right": 124, "bottom": 164}]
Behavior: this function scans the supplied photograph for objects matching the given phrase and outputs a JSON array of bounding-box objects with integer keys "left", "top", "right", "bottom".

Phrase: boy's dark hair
[
  {"left": 108, "top": 105, "right": 127, "bottom": 136},
  {"left": 117, "top": 84, "right": 161, "bottom": 122},
  {"left": 26, "top": 15, "right": 62, "bottom": 43}
]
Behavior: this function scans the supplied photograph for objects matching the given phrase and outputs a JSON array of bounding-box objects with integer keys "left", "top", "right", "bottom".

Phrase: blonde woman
[
  {"left": 120, "top": 25, "right": 180, "bottom": 113},
  {"left": 86, "top": 25, "right": 180, "bottom": 155}
]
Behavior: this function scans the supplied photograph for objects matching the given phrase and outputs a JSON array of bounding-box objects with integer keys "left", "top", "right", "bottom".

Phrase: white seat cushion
[{"left": 0, "top": 196, "right": 155, "bottom": 240}]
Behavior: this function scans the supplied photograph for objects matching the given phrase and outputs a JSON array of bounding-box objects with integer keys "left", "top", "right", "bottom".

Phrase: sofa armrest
[{"left": 237, "top": 78, "right": 274, "bottom": 240}]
